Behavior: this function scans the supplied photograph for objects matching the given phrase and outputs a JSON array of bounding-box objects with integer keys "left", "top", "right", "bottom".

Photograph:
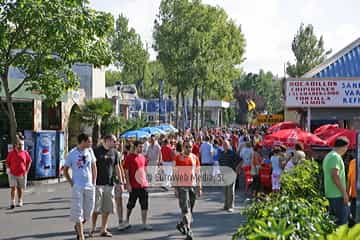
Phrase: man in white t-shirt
[
  {"left": 145, "top": 135, "right": 162, "bottom": 166},
  {"left": 64, "top": 133, "right": 97, "bottom": 240}
]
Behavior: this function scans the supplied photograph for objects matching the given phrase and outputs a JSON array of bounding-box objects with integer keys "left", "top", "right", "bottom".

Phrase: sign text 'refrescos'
[{"left": 285, "top": 78, "right": 360, "bottom": 107}]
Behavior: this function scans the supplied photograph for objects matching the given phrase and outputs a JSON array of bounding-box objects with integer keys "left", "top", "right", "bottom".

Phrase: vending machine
[
  {"left": 35, "top": 131, "right": 57, "bottom": 178},
  {"left": 24, "top": 130, "right": 64, "bottom": 179}
]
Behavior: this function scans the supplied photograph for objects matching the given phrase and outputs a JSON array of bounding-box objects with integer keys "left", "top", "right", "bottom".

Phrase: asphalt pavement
[{"left": 0, "top": 183, "right": 246, "bottom": 240}]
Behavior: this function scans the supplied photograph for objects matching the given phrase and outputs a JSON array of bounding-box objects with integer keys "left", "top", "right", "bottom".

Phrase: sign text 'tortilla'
[{"left": 286, "top": 78, "right": 360, "bottom": 107}]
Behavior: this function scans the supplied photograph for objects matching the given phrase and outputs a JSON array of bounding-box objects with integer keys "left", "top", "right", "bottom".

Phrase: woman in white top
[{"left": 270, "top": 147, "right": 283, "bottom": 193}]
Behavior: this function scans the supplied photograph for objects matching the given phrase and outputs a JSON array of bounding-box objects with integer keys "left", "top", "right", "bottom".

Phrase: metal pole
[
  {"left": 159, "top": 99, "right": 161, "bottom": 123},
  {"left": 165, "top": 98, "right": 167, "bottom": 124},
  {"left": 307, "top": 107, "right": 311, "bottom": 132},
  {"left": 356, "top": 131, "right": 360, "bottom": 222}
]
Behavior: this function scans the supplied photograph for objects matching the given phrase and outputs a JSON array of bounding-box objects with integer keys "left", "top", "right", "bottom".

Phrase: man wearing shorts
[
  {"left": 174, "top": 139, "right": 202, "bottom": 240},
  {"left": 119, "top": 140, "right": 152, "bottom": 231},
  {"left": 114, "top": 140, "right": 126, "bottom": 229},
  {"left": 64, "top": 133, "right": 97, "bottom": 240},
  {"left": 90, "top": 135, "right": 122, "bottom": 237},
  {"left": 6, "top": 135, "right": 32, "bottom": 209}
]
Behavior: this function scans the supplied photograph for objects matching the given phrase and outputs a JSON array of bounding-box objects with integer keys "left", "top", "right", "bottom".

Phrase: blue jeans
[{"left": 328, "top": 197, "right": 349, "bottom": 226}]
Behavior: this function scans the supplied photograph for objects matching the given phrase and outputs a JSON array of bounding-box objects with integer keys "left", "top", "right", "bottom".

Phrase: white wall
[
  {"left": 72, "top": 63, "right": 105, "bottom": 99},
  {"left": 92, "top": 67, "right": 105, "bottom": 99}
]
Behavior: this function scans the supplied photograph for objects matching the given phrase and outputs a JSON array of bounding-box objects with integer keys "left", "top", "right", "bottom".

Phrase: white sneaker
[
  {"left": 17, "top": 200, "right": 23, "bottom": 207},
  {"left": 118, "top": 222, "right": 131, "bottom": 231},
  {"left": 227, "top": 208, "right": 234, "bottom": 212}
]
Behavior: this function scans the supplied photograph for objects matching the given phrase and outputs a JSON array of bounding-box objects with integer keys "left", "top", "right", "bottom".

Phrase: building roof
[
  {"left": 303, "top": 37, "right": 360, "bottom": 78},
  {"left": 105, "top": 84, "right": 138, "bottom": 100},
  {"left": 187, "top": 99, "right": 230, "bottom": 109}
]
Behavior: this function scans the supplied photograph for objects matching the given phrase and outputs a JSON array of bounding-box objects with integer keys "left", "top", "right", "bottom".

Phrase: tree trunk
[
  {"left": 181, "top": 91, "right": 185, "bottom": 131},
  {"left": 92, "top": 121, "right": 100, "bottom": 147},
  {"left": 1, "top": 72, "right": 18, "bottom": 144},
  {"left": 6, "top": 100, "right": 18, "bottom": 144},
  {"left": 200, "top": 88, "right": 205, "bottom": 128},
  {"left": 191, "top": 85, "right": 198, "bottom": 130},
  {"left": 175, "top": 89, "right": 180, "bottom": 129}
]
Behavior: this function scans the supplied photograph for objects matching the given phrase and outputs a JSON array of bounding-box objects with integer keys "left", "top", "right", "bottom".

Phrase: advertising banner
[
  {"left": 286, "top": 78, "right": 360, "bottom": 107},
  {"left": 35, "top": 132, "right": 57, "bottom": 178},
  {"left": 257, "top": 114, "right": 284, "bottom": 124}
]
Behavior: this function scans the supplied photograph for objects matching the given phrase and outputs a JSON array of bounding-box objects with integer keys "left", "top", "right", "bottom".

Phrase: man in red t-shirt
[
  {"left": 161, "top": 139, "right": 174, "bottom": 188},
  {"left": 191, "top": 136, "right": 201, "bottom": 159},
  {"left": 119, "top": 140, "right": 152, "bottom": 231},
  {"left": 6, "top": 135, "right": 32, "bottom": 209},
  {"left": 231, "top": 131, "right": 238, "bottom": 152}
]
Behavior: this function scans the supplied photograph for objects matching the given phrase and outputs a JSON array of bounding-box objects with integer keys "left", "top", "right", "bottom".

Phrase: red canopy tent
[
  {"left": 262, "top": 128, "right": 327, "bottom": 149},
  {"left": 314, "top": 124, "right": 342, "bottom": 140},
  {"left": 267, "top": 121, "right": 300, "bottom": 134},
  {"left": 314, "top": 124, "right": 339, "bottom": 135},
  {"left": 326, "top": 129, "right": 357, "bottom": 149}
]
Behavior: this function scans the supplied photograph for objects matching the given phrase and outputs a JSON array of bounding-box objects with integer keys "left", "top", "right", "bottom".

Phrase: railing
[{"left": 0, "top": 160, "right": 6, "bottom": 173}]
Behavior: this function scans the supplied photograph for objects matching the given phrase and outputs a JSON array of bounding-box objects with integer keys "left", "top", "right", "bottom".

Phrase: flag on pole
[{"left": 247, "top": 99, "right": 256, "bottom": 111}]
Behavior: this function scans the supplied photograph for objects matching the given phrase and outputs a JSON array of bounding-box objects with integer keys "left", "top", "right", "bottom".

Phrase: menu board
[
  {"left": 286, "top": 78, "right": 360, "bottom": 107},
  {"left": 356, "top": 132, "right": 360, "bottom": 222}
]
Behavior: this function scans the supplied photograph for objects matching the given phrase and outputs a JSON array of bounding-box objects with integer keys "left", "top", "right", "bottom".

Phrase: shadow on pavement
[
  {"left": 1, "top": 230, "right": 75, "bottom": 240},
  {"left": 6, "top": 207, "right": 69, "bottom": 214},
  {"left": 32, "top": 214, "right": 70, "bottom": 220},
  {"left": 24, "top": 199, "right": 70, "bottom": 205}
]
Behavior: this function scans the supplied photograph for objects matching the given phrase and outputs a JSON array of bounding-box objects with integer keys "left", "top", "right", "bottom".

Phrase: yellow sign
[{"left": 257, "top": 114, "right": 284, "bottom": 124}]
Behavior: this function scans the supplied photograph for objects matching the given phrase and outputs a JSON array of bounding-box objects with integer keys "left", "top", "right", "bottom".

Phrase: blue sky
[{"left": 89, "top": 0, "right": 360, "bottom": 76}]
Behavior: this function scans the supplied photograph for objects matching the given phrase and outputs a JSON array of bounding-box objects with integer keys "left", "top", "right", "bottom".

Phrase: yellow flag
[{"left": 247, "top": 100, "right": 256, "bottom": 111}]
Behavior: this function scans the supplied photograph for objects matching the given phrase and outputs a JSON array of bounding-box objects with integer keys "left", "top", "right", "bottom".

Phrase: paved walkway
[{"left": 0, "top": 183, "right": 246, "bottom": 240}]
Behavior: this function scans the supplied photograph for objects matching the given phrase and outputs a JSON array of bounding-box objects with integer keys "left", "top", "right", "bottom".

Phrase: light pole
[
  {"left": 115, "top": 81, "right": 123, "bottom": 116},
  {"left": 166, "top": 95, "right": 172, "bottom": 124},
  {"left": 159, "top": 79, "right": 164, "bottom": 124}
]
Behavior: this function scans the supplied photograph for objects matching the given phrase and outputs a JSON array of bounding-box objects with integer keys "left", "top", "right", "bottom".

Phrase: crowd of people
[{"left": 5, "top": 126, "right": 358, "bottom": 239}]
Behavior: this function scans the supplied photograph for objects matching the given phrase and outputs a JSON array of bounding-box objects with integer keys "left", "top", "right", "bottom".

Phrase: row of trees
[
  {"left": 0, "top": 0, "right": 114, "bottom": 143},
  {"left": 0, "top": 0, "right": 333, "bottom": 143},
  {"left": 107, "top": 4, "right": 332, "bottom": 127},
  {"left": 153, "top": 0, "right": 246, "bottom": 129},
  {"left": 106, "top": 0, "right": 246, "bottom": 129}
]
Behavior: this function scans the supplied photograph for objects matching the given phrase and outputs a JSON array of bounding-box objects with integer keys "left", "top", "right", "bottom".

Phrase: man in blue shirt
[
  {"left": 200, "top": 136, "right": 214, "bottom": 166},
  {"left": 64, "top": 133, "right": 97, "bottom": 240}
]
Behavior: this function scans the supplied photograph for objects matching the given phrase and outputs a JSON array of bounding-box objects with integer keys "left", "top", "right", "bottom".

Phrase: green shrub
[
  {"left": 280, "top": 160, "right": 322, "bottom": 200},
  {"left": 321, "top": 224, "right": 360, "bottom": 240},
  {"left": 233, "top": 194, "right": 335, "bottom": 239},
  {"left": 233, "top": 160, "right": 336, "bottom": 240}
]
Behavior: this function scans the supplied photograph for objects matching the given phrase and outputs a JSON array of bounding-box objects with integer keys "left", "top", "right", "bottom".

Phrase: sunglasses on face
[{"left": 185, "top": 145, "right": 192, "bottom": 149}]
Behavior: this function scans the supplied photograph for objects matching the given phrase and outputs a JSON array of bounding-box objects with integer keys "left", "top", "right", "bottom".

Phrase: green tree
[
  {"left": 105, "top": 70, "right": 122, "bottom": 86},
  {"left": 78, "top": 98, "right": 113, "bottom": 145},
  {"left": 143, "top": 60, "right": 168, "bottom": 99},
  {"left": 233, "top": 70, "right": 284, "bottom": 123},
  {"left": 111, "top": 14, "right": 149, "bottom": 96},
  {"left": 286, "top": 23, "right": 331, "bottom": 77},
  {"left": 0, "top": 0, "right": 114, "bottom": 143},
  {"left": 154, "top": 0, "right": 245, "bottom": 128}
]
